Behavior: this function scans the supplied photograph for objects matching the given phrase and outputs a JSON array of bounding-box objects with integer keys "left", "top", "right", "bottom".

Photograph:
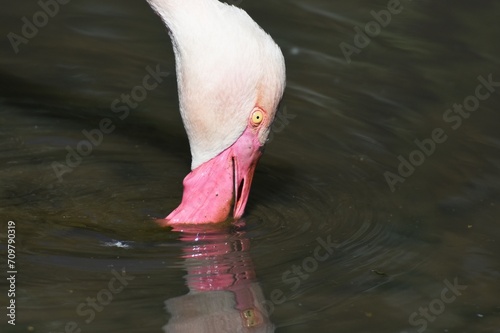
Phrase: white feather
[{"left": 147, "top": 0, "right": 286, "bottom": 169}]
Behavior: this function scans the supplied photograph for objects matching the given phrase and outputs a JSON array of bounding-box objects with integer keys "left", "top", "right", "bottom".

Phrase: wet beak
[{"left": 160, "top": 127, "right": 262, "bottom": 225}]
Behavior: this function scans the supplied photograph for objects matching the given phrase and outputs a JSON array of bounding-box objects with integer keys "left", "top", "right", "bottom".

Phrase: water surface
[{"left": 1, "top": 0, "right": 500, "bottom": 332}]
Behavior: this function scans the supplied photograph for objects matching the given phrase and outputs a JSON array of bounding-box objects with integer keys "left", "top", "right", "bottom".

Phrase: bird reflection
[{"left": 164, "top": 222, "right": 274, "bottom": 333}]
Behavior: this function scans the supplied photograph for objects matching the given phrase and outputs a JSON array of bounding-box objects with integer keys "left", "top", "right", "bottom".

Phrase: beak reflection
[{"left": 164, "top": 222, "right": 274, "bottom": 333}]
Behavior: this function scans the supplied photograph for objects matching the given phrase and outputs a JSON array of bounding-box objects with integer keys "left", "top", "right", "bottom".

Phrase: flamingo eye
[{"left": 251, "top": 110, "right": 264, "bottom": 126}]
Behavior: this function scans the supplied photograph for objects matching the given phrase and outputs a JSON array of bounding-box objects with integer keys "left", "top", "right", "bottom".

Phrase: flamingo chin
[{"left": 158, "top": 126, "right": 263, "bottom": 225}]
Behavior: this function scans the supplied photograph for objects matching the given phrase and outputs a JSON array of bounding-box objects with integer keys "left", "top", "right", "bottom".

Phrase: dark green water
[{"left": 1, "top": 0, "right": 500, "bottom": 332}]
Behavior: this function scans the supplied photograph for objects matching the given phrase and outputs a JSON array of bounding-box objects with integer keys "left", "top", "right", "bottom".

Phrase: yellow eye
[{"left": 251, "top": 110, "right": 264, "bottom": 126}]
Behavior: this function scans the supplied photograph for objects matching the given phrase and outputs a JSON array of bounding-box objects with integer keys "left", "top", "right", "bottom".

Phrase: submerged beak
[{"left": 160, "top": 127, "right": 263, "bottom": 225}]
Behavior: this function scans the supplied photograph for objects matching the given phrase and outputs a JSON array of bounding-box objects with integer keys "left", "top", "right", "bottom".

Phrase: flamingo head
[{"left": 147, "top": 0, "right": 286, "bottom": 224}]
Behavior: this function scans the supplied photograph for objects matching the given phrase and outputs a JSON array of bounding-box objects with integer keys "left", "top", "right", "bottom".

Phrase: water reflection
[{"left": 164, "top": 222, "right": 274, "bottom": 333}]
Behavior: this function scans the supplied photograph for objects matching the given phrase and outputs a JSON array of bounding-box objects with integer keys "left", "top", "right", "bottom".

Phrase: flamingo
[{"left": 146, "top": 0, "right": 286, "bottom": 224}]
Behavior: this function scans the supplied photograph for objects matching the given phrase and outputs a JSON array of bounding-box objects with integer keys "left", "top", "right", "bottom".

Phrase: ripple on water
[{"left": 239, "top": 148, "right": 433, "bottom": 329}]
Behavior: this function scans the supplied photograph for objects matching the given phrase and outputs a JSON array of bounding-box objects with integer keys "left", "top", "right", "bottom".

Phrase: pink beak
[{"left": 159, "top": 127, "right": 263, "bottom": 225}]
